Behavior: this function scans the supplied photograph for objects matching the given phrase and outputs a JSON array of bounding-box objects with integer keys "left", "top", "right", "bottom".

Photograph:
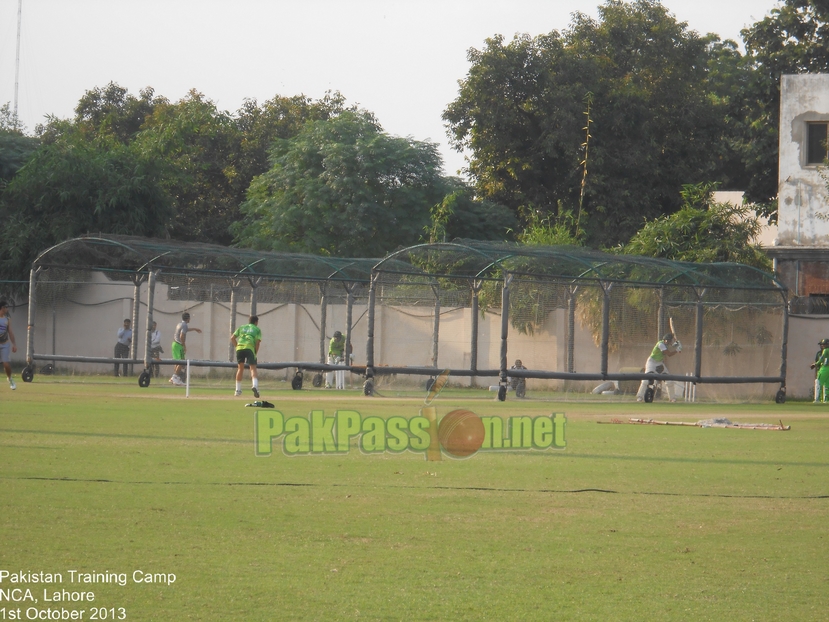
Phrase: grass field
[{"left": 1, "top": 377, "right": 827, "bottom": 621}]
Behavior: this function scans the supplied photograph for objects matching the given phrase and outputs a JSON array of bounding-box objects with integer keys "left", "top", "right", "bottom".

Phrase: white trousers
[
  {"left": 636, "top": 357, "right": 673, "bottom": 401},
  {"left": 327, "top": 355, "right": 345, "bottom": 389}
]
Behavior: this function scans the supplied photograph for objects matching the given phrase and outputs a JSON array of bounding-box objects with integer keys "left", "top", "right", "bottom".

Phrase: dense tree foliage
[
  {"left": 0, "top": 104, "right": 39, "bottom": 186},
  {"left": 72, "top": 83, "right": 168, "bottom": 144},
  {"left": 427, "top": 179, "right": 518, "bottom": 243},
  {"left": 3, "top": 84, "right": 349, "bottom": 249},
  {"left": 0, "top": 135, "right": 172, "bottom": 287},
  {"left": 4, "top": 0, "right": 825, "bottom": 282},
  {"left": 0, "top": 132, "right": 38, "bottom": 187},
  {"left": 235, "top": 111, "right": 447, "bottom": 257},
  {"left": 444, "top": 0, "right": 731, "bottom": 247},
  {"left": 133, "top": 90, "right": 347, "bottom": 245},
  {"left": 624, "top": 183, "right": 771, "bottom": 270}
]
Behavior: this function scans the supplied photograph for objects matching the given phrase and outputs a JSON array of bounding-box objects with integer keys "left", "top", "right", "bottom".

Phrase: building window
[{"left": 807, "top": 122, "right": 828, "bottom": 164}]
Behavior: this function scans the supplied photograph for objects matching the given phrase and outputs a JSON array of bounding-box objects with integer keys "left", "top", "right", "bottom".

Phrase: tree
[
  {"left": 624, "top": 182, "right": 771, "bottom": 270},
  {"left": 234, "top": 92, "right": 347, "bottom": 191},
  {"left": 133, "top": 90, "right": 242, "bottom": 245},
  {"left": 0, "top": 104, "right": 39, "bottom": 187},
  {"left": 73, "top": 82, "right": 167, "bottom": 144},
  {"left": 0, "top": 102, "right": 25, "bottom": 134},
  {"left": 735, "top": 0, "right": 829, "bottom": 214},
  {"left": 235, "top": 110, "right": 446, "bottom": 257},
  {"left": 427, "top": 179, "right": 517, "bottom": 243},
  {"left": 0, "top": 135, "right": 172, "bottom": 288},
  {"left": 131, "top": 90, "right": 348, "bottom": 246},
  {"left": 444, "top": 0, "right": 735, "bottom": 247}
]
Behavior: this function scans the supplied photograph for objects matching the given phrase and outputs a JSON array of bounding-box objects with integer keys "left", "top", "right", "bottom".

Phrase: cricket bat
[{"left": 669, "top": 317, "right": 682, "bottom": 352}]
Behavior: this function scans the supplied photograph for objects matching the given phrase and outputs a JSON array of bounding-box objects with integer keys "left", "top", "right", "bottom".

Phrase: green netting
[
  {"left": 375, "top": 240, "right": 783, "bottom": 291},
  {"left": 25, "top": 236, "right": 788, "bottom": 401},
  {"left": 33, "top": 235, "right": 378, "bottom": 284}
]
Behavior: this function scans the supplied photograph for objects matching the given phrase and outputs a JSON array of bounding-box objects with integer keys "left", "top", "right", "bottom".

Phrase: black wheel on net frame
[
  {"left": 138, "top": 370, "right": 152, "bottom": 388},
  {"left": 312, "top": 373, "right": 323, "bottom": 388},
  {"left": 497, "top": 385, "right": 507, "bottom": 402},
  {"left": 21, "top": 366, "right": 34, "bottom": 383},
  {"left": 291, "top": 371, "right": 304, "bottom": 391},
  {"left": 775, "top": 388, "right": 786, "bottom": 404},
  {"left": 363, "top": 380, "right": 374, "bottom": 396},
  {"left": 644, "top": 387, "right": 655, "bottom": 403}
]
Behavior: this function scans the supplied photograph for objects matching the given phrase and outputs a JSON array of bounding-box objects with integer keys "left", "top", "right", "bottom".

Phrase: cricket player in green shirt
[
  {"left": 232, "top": 315, "right": 262, "bottom": 398},
  {"left": 636, "top": 332, "right": 681, "bottom": 402}
]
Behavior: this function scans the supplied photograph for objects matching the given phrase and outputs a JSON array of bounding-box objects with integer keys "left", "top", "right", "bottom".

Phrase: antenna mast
[{"left": 13, "top": 0, "right": 23, "bottom": 129}]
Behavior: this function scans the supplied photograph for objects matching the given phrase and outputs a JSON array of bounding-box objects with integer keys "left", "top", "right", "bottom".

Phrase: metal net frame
[
  {"left": 365, "top": 241, "right": 788, "bottom": 402},
  {"left": 24, "top": 235, "right": 376, "bottom": 387},
  {"left": 23, "top": 236, "right": 789, "bottom": 402}
]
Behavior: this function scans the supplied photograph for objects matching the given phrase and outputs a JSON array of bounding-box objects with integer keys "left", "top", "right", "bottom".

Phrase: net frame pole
[
  {"left": 228, "top": 283, "right": 238, "bottom": 362},
  {"left": 249, "top": 278, "right": 258, "bottom": 317},
  {"left": 567, "top": 286, "right": 576, "bottom": 373},
  {"left": 499, "top": 272, "right": 512, "bottom": 386},
  {"left": 365, "top": 271, "right": 378, "bottom": 382},
  {"left": 694, "top": 288, "right": 705, "bottom": 380},
  {"left": 143, "top": 269, "right": 157, "bottom": 370},
  {"left": 600, "top": 282, "right": 611, "bottom": 377},
  {"left": 319, "top": 283, "right": 327, "bottom": 365},
  {"left": 50, "top": 302, "right": 56, "bottom": 368},
  {"left": 129, "top": 275, "right": 144, "bottom": 377},
  {"left": 431, "top": 282, "right": 440, "bottom": 369},
  {"left": 25, "top": 266, "right": 40, "bottom": 369},
  {"left": 657, "top": 287, "right": 665, "bottom": 339},
  {"left": 779, "top": 288, "right": 789, "bottom": 392},
  {"left": 345, "top": 283, "right": 355, "bottom": 368},
  {"left": 470, "top": 279, "right": 481, "bottom": 383}
]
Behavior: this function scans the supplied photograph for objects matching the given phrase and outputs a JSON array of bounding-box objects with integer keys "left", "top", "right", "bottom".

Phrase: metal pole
[
  {"left": 499, "top": 273, "right": 512, "bottom": 385},
  {"left": 51, "top": 303, "right": 56, "bottom": 368},
  {"left": 470, "top": 281, "right": 480, "bottom": 381},
  {"left": 365, "top": 272, "right": 378, "bottom": 380},
  {"left": 779, "top": 288, "right": 789, "bottom": 391},
  {"left": 26, "top": 266, "right": 40, "bottom": 368},
  {"left": 657, "top": 287, "right": 665, "bottom": 339},
  {"left": 250, "top": 279, "right": 258, "bottom": 317},
  {"left": 567, "top": 286, "right": 576, "bottom": 373},
  {"left": 345, "top": 284, "right": 354, "bottom": 364},
  {"left": 694, "top": 288, "right": 705, "bottom": 380},
  {"left": 229, "top": 285, "right": 238, "bottom": 362},
  {"left": 431, "top": 283, "right": 440, "bottom": 369},
  {"left": 130, "top": 276, "right": 143, "bottom": 376},
  {"left": 600, "top": 282, "right": 611, "bottom": 377},
  {"left": 143, "top": 270, "right": 157, "bottom": 370},
  {"left": 319, "top": 283, "right": 327, "bottom": 364}
]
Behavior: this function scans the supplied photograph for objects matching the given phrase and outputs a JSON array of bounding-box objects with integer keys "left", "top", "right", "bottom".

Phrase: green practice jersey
[
  {"left": 329, "top": 336, "right": 345, "bottom": 357},
  {"left": 649, "top": 341, "right": 667, "bottom": 362},
  {"left": 233, "top": 324, "right": 262, "bottom": 351}
]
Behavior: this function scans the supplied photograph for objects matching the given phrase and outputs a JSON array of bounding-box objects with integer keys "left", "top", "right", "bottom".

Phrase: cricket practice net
[{"left": 22, "top": 236, "right": 788, "bottom": 402}]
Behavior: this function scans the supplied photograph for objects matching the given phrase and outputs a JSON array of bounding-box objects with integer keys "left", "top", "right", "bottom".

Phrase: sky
[{"left": 0, "top": 0, "right": 778, "bottom": 176}]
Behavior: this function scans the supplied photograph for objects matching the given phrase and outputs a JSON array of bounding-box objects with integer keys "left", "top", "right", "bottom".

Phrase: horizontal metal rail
[{"left": 30, "top": 354, "right": 783, "bottom": 385}]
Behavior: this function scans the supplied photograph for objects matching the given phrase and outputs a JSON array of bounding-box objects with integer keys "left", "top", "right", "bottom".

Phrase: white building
[
  {"left": 769, "top": 74, "right": 829, "bottom": 312},
  {"left": 766, "top": 74, "right": 829, "bottom": 398}
]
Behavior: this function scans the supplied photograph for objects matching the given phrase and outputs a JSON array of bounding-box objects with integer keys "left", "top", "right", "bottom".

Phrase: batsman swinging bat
[{"left": 422, "top": 369, "right": 450, "bottom": 462}]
